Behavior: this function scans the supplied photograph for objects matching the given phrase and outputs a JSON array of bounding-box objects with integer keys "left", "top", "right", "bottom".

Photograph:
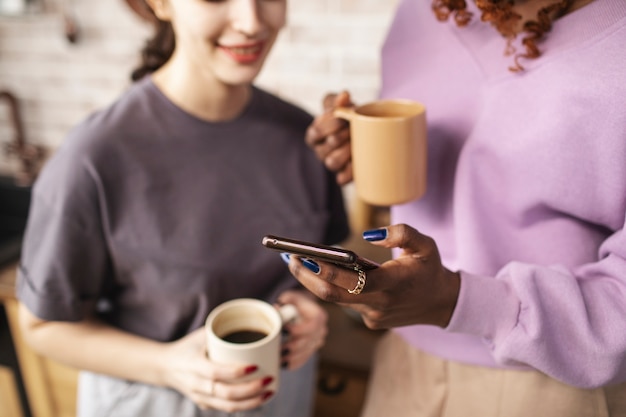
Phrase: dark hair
[
  {"left": 130, "top": 8, "right": 176, "bottom": 82},
  {"left": 432, "top": 0, "right": 575, "bottom": 71}
]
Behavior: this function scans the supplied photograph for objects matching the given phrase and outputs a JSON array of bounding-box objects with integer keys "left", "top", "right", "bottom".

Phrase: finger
[
  {"left": 283, "top": 320, "right": 327, "bottom": 354},
  {"left": 288, "top": 258, "right": 347, "bottom": 303},
  {"left": 309, "top": 128, "right": 349, "bottom": 163},
  {"left": 288, "top": 258, "right": 377, "bottom": 303},
  {"left": 284, "top": 332, "right": 325, "bottom": 355},
  {"left": 322, "top": 92, "right": 338, "bottom": 111},
  {"left": 201, "top": 359, "right": 260, "bottom": 383},
  {"left": 323, "top": 142, "right": 351, "bottom": 173},
  {"left": 282, "top": 333, "right": 325, "bottom": 370},
  {"left": 320, "top": 127, "right": 351, "bottom": 151},
  {"left": 365, "top": 223, "right": 434, "bottom": 257},
  {"left": 193, "top": 374, "right": 272, "bottom": 399},
  {"left": 332, "top": 90, "right": 353, "bottom": 108},
  {"left": 305, "top": 115, "right": 348, "bottom": 148},
  {"left": 335, "top": 163, "right": 353, "bottom": 185},
  {"left": 342, "top": 301, "right": 393, "bottom": 329},
  {"left": 193, "top": 379, "right": 275, "bottom": 412}
]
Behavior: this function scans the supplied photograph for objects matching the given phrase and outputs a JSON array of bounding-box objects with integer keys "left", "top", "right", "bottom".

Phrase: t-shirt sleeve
[{"left": 16, "top": 152, "right": 110, "bottom": 322}]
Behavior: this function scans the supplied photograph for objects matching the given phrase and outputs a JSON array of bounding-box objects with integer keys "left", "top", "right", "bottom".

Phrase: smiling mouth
[{"left": 219, "top": 43, "right": 265, "bottom": 63}]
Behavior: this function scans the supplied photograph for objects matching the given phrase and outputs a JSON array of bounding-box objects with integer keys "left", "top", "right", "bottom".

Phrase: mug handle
[
  {"left": 333, "top": 106, "right": 356, "bottom": 121},
  {"left": 278, "top": 304, "right": 299, "bottom": 325}
]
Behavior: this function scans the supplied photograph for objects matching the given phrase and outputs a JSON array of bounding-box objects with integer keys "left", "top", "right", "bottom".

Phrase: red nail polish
[
  {"left": 262, "top": 391, "right": 274, "bottom": 401},
  {"left": 262, "top": 376, "right": 274, "bottom": 386},
  {"left": 244, "top": 365, "right": 258, "bottom": 374}
]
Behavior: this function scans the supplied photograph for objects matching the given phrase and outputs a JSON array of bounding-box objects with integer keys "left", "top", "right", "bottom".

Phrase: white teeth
[{"left": 228, "top": 46, "right": 261, "bottom": 55}]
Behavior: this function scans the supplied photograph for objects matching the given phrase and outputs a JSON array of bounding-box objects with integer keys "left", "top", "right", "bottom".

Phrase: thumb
[
  {"left": 182, "top": 326, "right": 208, "bottom": 351},
  {"left": 333, "top": 90, "right": 352, "bottom": 108},
  {"left": 322, "top": 90, "right": 353, "bottom": 111},
  {"left": 363, "top": 223, "right": 432, "bottom": 256}
]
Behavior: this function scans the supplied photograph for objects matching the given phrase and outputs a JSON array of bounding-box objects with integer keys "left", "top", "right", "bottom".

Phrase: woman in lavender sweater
[{"left": 290, "top": 0, "right": 626, "bottom": 415}]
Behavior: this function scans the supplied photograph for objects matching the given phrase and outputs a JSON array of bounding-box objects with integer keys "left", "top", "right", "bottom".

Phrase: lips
[{"left": 219, "top": 42, "right": 265, "bottom": 64}]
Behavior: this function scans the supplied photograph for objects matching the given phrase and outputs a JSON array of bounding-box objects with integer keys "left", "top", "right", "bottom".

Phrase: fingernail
[
  {"left": 244, "top": 365, "right": 258, "bottom": 375},
  {"left": 262, "top": 391, "right": 275, "bottom": 401},
  {"left": 302, "top": 258, "right": 320, "bottom": 274},
  {"left": 262, "top": 376, "right": 274, "bottom": 386},
  {"left": 281, "top": 348, "right": 290, "bottom": 357},
  {"left": 363, "top": 228, "right": 387, "bottom": 241},
  {"left": 280, "top": 253, "right": 290, "bottom": 264}
]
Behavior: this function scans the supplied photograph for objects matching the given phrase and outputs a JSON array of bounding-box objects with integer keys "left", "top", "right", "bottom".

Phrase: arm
[
  {"left": 447, "top": 220, "right": 626, "bottom": 389},
  {"left": 288, "top": 223, "right": 626, "bottom": 388},
  {"left": 19, "top": 303, "right": 167, "bottom": 384},
  {"left": 18, "top": 303, "right": 276, "bottom": 412}
]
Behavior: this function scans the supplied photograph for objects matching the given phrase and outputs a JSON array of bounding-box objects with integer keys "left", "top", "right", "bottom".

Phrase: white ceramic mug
[
  {"left": 335, "top": 99, "right": 427, "bottom": 206},
  {"left": 205, "top": 298, "right": 298, "bottom": 392}
]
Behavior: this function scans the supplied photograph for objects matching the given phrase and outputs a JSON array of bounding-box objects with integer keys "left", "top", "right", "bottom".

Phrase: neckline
[
  {"left": 143, "top": 76, "right": 260, "bottom": 129},
  {"left": 457, "top": 0, "right": 626, "bottom": 77}
]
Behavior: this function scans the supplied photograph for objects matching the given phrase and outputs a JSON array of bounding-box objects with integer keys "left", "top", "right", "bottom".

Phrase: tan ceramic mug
[
  {"left": 334, "top": 99, "right": 427, "bottom": 206},
  {"left": 205, "top": 298, "right": 298, "bottom": 393}
]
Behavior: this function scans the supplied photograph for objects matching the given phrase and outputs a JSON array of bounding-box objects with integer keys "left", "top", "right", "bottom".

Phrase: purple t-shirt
[
  {"left": 383, "top": 0, "right": 626, "bottom": 388},
  {"left": 17, "top": 78, "right": 349, "bottom": 342}
]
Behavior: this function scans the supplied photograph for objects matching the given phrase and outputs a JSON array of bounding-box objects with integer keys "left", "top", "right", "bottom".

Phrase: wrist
[{"left": 437, "top": 269, "right": 460, "bottom": 328}]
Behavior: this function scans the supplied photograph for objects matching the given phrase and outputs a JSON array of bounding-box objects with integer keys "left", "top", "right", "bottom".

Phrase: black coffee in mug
[{"left": 222, "top": 329, "right": 267, "bottom": 344}]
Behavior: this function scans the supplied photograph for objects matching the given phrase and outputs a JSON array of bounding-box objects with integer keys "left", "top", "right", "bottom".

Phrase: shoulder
[
  {"left": 53, "top": 78, "right": 161, "bottom": 163},
  {"left": 72, "top": 77, "right": 159, "bottom": 147},
  {"left": 35, "top": 79, "right": 157, "bottom": 197}
]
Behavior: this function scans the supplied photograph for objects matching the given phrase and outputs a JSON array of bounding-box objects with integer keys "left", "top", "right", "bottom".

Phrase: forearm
[
  {"left": 448, "top": 263, "right": 626, "bottom": 388},
  {"left": 18, "top": 303, "right": 168, "bottom": 387}
]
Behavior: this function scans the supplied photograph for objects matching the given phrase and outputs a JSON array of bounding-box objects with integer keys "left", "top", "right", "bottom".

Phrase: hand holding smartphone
[{"left": 262, "top": 235, "right": 379, "bottom": 271}]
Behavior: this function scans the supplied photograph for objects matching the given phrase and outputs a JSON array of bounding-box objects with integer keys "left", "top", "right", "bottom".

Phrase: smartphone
[{"left": 262, "top": 234, "right": 380, "bottom": 271}]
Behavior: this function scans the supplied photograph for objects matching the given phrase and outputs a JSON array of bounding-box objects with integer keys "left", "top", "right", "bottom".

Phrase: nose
[{"left": 230, "top": 0, "right": 263, "bottom": 36}]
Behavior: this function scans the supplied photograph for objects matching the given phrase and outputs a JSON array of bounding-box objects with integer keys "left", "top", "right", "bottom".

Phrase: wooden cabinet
[
  {"left": 315, "top": 362, "right": 370, "bottom": 417},
  {"left": 0, "top": 364, "right": 25, "bottom": 417},
  {"left": 314, "top": 303, "right": 384, "bottom": 417},
  {"left": 0, "top": 264, "right": 78, "bottom": 417}
]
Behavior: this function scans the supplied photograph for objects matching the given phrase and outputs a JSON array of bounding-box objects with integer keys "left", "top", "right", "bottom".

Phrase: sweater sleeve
[{"left": 447, "top": 218, "right": 626, "bottom": 388}]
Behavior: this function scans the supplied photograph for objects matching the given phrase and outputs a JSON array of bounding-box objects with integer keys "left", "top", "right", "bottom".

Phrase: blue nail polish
[
  {"left": 363, "top": 228, "right": 387, "bottom": 241},
  {"left": 302, "top": 258, "right": 321, "bottom": 274},
  {"left": 280, "top": 253, "right": 291, "bottom": 264}
]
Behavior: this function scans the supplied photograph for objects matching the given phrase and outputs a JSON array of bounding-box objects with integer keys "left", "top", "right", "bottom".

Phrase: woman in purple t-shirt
[{"left": 16, "top": 0, "right": 349, "bottom": 416}]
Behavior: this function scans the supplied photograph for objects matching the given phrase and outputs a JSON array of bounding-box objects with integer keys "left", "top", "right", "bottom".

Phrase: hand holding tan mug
[
  {"left": 205, "top": 298, "right": 298, "bottom": 393},
  {"left": 335, "top": 100, "right": 427, "bottom": 206}
]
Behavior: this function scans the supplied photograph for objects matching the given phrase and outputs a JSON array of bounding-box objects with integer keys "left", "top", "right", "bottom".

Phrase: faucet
[{"left": 0, "top": 90, "right": 47, "bottom": 186}]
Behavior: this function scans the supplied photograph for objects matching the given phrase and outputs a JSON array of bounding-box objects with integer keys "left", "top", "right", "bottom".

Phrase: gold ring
[{"left": 348, "top": 268, "right": 366, "bottom": 295}]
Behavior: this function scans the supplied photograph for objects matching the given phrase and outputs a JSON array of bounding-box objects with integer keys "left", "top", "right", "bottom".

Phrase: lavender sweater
[{"left": 381, "top": 0, "right": 626, "bottom": 388}]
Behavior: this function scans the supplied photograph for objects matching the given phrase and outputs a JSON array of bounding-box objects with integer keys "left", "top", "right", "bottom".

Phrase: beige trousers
[{"left": 361, "top": 332, "right": 626, "bottom": 417}]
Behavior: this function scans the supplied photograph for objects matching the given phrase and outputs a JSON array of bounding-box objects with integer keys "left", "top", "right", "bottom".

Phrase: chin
[{"left": 219, "top": 68, "right": 264, "bottom": 86}]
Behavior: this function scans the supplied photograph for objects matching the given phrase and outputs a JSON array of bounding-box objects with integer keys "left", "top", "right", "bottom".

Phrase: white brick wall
[{"left": 0, "top": 0, "right": 398, "bottom": 175}]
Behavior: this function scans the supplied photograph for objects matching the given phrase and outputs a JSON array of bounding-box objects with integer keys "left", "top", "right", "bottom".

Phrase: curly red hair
[{"left": 432, "top": 0, "right": 575, "bottom": 71}]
